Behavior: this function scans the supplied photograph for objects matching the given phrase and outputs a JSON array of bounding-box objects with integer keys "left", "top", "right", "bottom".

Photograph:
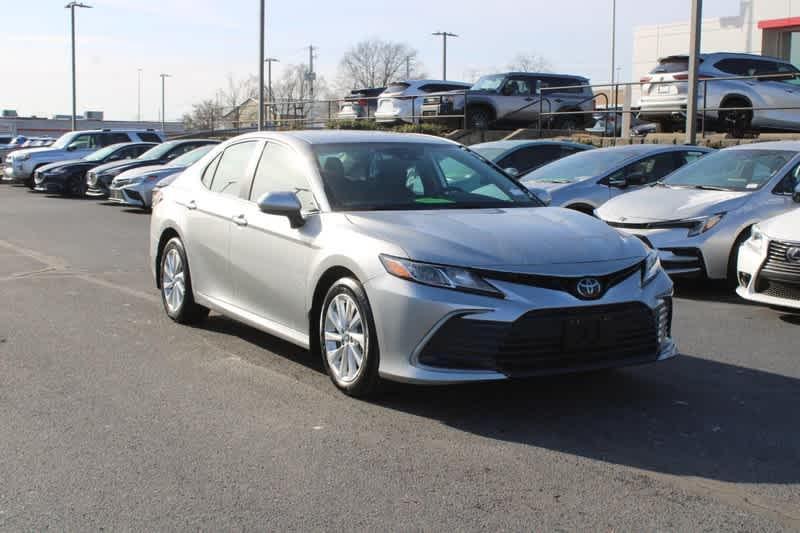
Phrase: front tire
[
  {"left": 64, "top": 175, "right": 86, "bottom": 197},
  {"left": 160, "top": 237, "right": 209, "bottom": 324},
  {"left": 319, "top": 278, "right": 381, "bottom": 397}
]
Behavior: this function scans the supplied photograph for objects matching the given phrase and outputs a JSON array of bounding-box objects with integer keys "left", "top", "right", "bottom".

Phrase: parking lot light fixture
[{"left": 65, "top": 2, "right": 92, "bottom": 132}]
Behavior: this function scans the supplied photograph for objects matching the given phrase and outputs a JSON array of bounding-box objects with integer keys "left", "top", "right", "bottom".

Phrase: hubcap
[
  {"left": 162, "top": 248, "right": 186, "bottom": 313},
  {"left": 323, "top": 293, "right": 366, "bottom": 384}
]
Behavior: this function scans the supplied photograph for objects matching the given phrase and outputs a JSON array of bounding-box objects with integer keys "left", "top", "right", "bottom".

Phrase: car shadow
[
  {"left": 194, "top": 314, "right": 799, "bottom": 485},
  {"left": 673, "top": 278, "right": 758, "bottom": 306},
  {"left": 120, "top": 208, "right": 150, "bottom": 215}
]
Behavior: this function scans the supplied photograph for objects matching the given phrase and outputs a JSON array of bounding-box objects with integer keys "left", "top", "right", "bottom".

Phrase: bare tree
[
  {"left": 270, "top": 64, "right": 330, "bottom": 124},
  {"left": 182, "top": 99, "right": 223, "bottom": 131},
  {"left": 338, "top": 39, "right": 424, "bottom": 91},
  {"left": 507, "top": 53, "right": 552, "bottom": 73}
]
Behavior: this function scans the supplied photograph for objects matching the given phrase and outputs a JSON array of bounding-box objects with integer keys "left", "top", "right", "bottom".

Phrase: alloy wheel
[
  {"left": 162, "top": 248, "right": 186, "bottom": 313},
  {"left": 323, "top": 293, "right": 367, "bottom": 385}
]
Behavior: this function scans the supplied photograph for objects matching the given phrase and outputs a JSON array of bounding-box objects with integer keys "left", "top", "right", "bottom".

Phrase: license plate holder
[{"left": 562, "top": 316, "right": 612, "bottom": 352}]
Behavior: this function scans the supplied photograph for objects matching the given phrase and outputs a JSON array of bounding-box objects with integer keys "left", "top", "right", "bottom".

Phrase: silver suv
[
  {"left": 3, "top": 128, "right": 166, "bottom": 187},
  {"left": 422, "top": 72, "right": 595, "bottom": 130},
  {"left": 639, "top": 52, "right": 800, "bottom": 135}
]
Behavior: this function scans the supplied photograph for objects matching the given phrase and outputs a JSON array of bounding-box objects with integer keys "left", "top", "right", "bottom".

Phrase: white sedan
[{"left": 736, "top": 193, "right": 800, "bottom": 310}]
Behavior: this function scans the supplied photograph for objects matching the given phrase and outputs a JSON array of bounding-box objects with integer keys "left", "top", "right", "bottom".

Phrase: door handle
[
  {"left": 554, "top": 98, "right": 563, "bottom": 103},
  {"left": 186, "top": 200, "right": 197, "bottom": 210},
  {"left": 232, "top": 214, "right": 248, "bottom": 227}
]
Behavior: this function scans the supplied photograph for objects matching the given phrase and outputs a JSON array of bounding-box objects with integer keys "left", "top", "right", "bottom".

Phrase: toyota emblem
[
  {"left": 787, "top": 246, "right": 800, "bottom": 263},
  {"left": 576, "top": 278, "right": 603, "bottom": 299}
]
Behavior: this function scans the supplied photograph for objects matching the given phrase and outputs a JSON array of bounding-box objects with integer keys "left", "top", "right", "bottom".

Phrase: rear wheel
[
  {"left": 319, "top": 278, "right": 381, "bottom": 397},
  {"left": 160, "top": 237, "right": 209, "bottom": 324},
  {"left": 64, "top": 175, "right": 86, "bottom": 197},
  {"left": 720, "top": 99, "right": 752, "bottom": 138}
]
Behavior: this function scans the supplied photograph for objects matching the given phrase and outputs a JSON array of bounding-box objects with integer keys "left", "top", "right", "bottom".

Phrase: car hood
[
  {"left": 92, "top": 159, "right": 158, "bottom": 175},
  {"left": 345, "top": 207, "right": 646, "bottom": 274},
  {"left": 597, "top": 186, "right": 751, "bottom": 223},
  {"left": 38, "top": 159, "right": 88, "bottom": 172},
  {"left": 8, "top": 147, "right": 57, "bottom": 159},
  {"left": 760, "top": 208, "right": 800, "bottom": 242},
  {"left": 525, "top": 177, "right": 593, "bottom": 193},
  {"left": 115, "top": 164, "right": 184, "bottom": 180}
]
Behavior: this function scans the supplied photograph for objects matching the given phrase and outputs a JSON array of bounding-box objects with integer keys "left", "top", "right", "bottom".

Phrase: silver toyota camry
[
  {"left": 150, "top": 131, "right": 676, "bottom": 396},
  {"left": 597, "top": 141, "right": 800, "bottom": 281}
]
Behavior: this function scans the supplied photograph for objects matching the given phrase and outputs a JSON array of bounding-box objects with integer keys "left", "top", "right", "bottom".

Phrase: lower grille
[
  {"left": 755, "top": 279, "right": 800, "bottom": 301},
  {"left": 761, "top": 241, "right": 800, "bottom": 282},
  {"left": 418, "top": 302, "right": 663, "bottom": 376}
]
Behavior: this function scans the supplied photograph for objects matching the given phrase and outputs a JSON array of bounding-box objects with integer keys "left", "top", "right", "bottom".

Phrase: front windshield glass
[
  {"left": 522, "top": 149, "right": 632, "bottom": 183},
  {"left": 83, "top": 144, "right": 121, "bottom": 162},
  {"left": 138, "top": 141, "right": 178, "bottom": 161},
  {"left": 313, "top": 143, "right": 540, "bottom": 211},
  {"left": 663, "top": 149, "right": 794, "bottom": 191},
  {"left": 51, "top": 132, "right": 76, "bottom": 149},
  {"left": 471, "top": 75, "right": 505, "bottom": 92},
  {"left": 168, "top": 145, "right": 214, "bottom": 167}
]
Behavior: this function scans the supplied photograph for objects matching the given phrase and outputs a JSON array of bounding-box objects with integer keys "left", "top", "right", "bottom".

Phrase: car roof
[
  {"left": 392, "top": 79, "right": 471, "bottom": 86},
  {"left": 242, "top": 130, "right": 459, "bottom": 146},
  {"left": 724, "top": 140, "right": 800, "bottom": 152},
  {"left": 590, "top": 143, "right": 713, "bottom": 155},
  {"left": 498, "top": 72, "right": 590, "bottom": 81},
  {"left": 471, "top": 140, "right": 591, "bottom": 150},
  {"left": 660, "top": 52, "right": 788, "bottom": 63}
]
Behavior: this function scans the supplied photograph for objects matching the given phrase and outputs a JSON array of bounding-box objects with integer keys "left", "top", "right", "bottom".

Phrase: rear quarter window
[
  {"left": 138, "top": 132, "right": 163, "bottom": 143},
  {"left": 651, "top": 58, "right": 690, "bottom": 74},
  {"left": 385, "top": 83, "right": 410, "bottom": 94}
]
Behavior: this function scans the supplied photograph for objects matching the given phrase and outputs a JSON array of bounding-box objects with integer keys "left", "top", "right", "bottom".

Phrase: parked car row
[{"left": 6, "top": 129, "right": 797, "bottom": 398}]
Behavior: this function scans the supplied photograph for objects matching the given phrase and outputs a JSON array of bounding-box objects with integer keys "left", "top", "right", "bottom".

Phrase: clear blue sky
[{"left": 2, "top": 0, "right": 736, "bottom": 121}]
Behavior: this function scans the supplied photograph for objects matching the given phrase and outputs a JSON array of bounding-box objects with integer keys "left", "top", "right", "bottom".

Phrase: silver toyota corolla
[
  {"left": 150, "top": 131, "right": 676, "bottom": 396},
  {"left": 597, "top": 141, "right": 800, "bottom": 281}
]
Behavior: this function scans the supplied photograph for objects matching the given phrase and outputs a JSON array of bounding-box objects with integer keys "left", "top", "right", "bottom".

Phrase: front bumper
[
  {"left": 611, "top": 225, "right": 732, "bottom": 280},
  {"left": 108, "top": 182, "right": 150, "bottom": 207},
  {"left": 3, "top": 161, "right": 32, "bottom": 182},
  {"left": 736, "top": 237, "right": 800, "bottom": 310},
  {"left": 365, "top": 267, "right": 676, "bottom": 384}
]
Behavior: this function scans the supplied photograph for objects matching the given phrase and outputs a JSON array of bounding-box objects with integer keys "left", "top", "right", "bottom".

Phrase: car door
[
  {"left": 501, "top": 145, "right": 566, "bottom": 175},
  {"left": 182, "top": 140, "right": 261, "bottom": 304},
  {"left": 604, "top": 151, "right": 682, "bottom": 201},
  {"left": 229, "top": 141, "right": 320, "bottom": 333},
  {"left": 497, "top": 76, "right": 538, "bottom": 125}
]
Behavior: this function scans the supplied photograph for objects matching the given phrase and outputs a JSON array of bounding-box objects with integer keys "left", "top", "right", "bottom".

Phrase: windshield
[
  {"left": 471, "top": 147, "right": 507, "bottom": 162},
  {"left": 522, "top": 149, "right": 633, "bottom": 183},
  {"left": 137, "top": 142, "right": 179, "bottom": 161},
  {"left": 313, "top": 143, "right": 540, "bottom": 211},
  {"left": 51, "top": 132, "right": 77, "bottom": 149},
  {"left": 83, "top": 144, "right": 122, "bottom": 162},
  {"left": 663, "top": 149, "right": 794, "bottom": 191},
  {"left": 471, "top": 75, "right": 506, "bottom": 92},
  {"left": 168, "top": 145, "right": 215, "bottom": 167}
]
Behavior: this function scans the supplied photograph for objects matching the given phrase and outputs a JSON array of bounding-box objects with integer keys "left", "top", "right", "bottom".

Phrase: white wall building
[{"left": 633, "top": 0, "right": 800, "bottom": 83}]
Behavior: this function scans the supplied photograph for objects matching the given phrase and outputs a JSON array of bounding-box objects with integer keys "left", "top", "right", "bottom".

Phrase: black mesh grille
[
  {"left": 755, "top": 279, "right": 800, "bottom": 301},
  {"left": 761, "top": 241, "right": 800, "bottom": 282},
  {"left": 419, "top": 302, "right": 661, "bottom": 376}
]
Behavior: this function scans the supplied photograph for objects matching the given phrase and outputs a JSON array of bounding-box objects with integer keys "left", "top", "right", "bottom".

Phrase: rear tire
[
  {"left": 160, "top": 237, "right": 209, "bottom": 325},
  {"left": 720, "top": 100, "right": 752, "bottom": 138},
  {"left": 319, "top": 277, "right": 381, "bottom": 397},
  {"left": 64, "top": 175, "right": 86, "bottom": 197}
]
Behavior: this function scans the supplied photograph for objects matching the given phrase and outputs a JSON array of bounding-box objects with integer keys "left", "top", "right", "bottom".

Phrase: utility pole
[
  {"left": 65, "top": 2, "right": 92, "bottom": 132},
  {"left": 137, "top": 68, "right": 142, "bottom": 121},
  {"left": 160, "top": 73, "right": 171, "bottom": 132},
  {"left": 686, "top": 0, "right": 703, "bottom": 144},
  {"left": 432, "top": 32, "right": 458, "bottom": 80},
  {"left": 406, "top": 56, "right": 411, "bottom": 79},
  {"left": 258, "top": 0, "right": 265, "bottom": 130},
  {"left": 265, "top": 57, "right": 279, "bottom": 128}
]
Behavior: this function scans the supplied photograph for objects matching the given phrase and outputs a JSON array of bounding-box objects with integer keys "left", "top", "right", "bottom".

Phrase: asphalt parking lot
[{"left": 0, "top": 184, "right": 798, "bottom": 530}]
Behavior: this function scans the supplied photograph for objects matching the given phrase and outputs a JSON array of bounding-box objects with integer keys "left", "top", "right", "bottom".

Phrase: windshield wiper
[{"left": 693, "top": 185, "right": 730, "bottom": 191}]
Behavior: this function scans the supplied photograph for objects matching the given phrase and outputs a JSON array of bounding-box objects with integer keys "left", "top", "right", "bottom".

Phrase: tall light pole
[
  {"left": 610, "top": 0, "right": 616, "bottom": 87},
  {"left": 686, "top": 0, "right": 703, "bottom": 144},
  {"left": 65, "top": 2, "right": 92, "bottom": 132},
  {"left": 265, "top": 57, "right": 279, "bottom": 128},
  {"left": 258, "top": 0, "right": 265, "bottom": 131},
  {"left": 160, "top": 73, "right": 171, "bottom": 132},
  {"left": 432, "top": 31, "right": 458, "bottom": 80},
  {"left": 137, "top": 68, "right": 142, "bottom": 121}
]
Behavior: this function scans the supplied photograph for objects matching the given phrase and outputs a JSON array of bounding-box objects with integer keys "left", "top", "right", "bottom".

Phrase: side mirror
[
  {"left": 527, "top": 187, "right": 552, "bottom": 206},
  {"left": 793, "top": 183, "right": 800, "bottom": 203},
  {"left": 504, "top": 167, "right": 520, "bottom": 177},
  {"left": 66, "top": 144, "right": 78, "bottom": 152},
  {"left": 257, "top": 191, "right": 305, "bottom": 228}
]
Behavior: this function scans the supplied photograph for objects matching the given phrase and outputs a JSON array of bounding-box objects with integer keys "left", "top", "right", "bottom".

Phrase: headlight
[
  {"left": 687, "top": 213, "right": 725, "bottom": 237},
  {"left": 17, "top": 153, "right": 31, "bottom": 161},
  {"left": 379, "top": 254, "right": 503, "bottom": 298},
  {"left": 747, "top": 224, "right": 765, "bottom": 253},
  {"left": 642, "top": 249, "right": 662, "bottom": 286},
  {"left": 47, "top": 168, "right": 67, "bottom": 175}
]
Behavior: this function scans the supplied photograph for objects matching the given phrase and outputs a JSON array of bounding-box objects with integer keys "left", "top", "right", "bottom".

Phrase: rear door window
[
  {"left": 209, "top": 142, "right": 258, "bottom": 197},
  {"left": 509, "top": 145, "right": 564, "bottom": 173},
  {"left": 651, "top": 57, "right": 690, "bottom": 74}
]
